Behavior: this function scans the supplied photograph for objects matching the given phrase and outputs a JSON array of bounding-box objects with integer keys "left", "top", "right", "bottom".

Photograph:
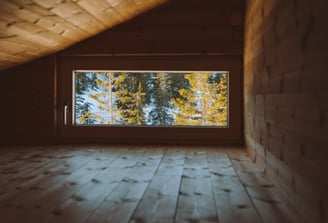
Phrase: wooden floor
[{"left": 0, "top": 145, "right": 302, "bottom": 223}]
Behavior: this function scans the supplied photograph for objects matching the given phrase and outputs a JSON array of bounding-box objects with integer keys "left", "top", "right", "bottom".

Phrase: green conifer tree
[
  {"left": 74, "top": 71, "right": 98, "bottom": 124},
  {"left": 113, "top": 73, "right": 147, "bottom": 125},
  {"left": 172, "top": 72, "right": 228, "bottom": 126}
]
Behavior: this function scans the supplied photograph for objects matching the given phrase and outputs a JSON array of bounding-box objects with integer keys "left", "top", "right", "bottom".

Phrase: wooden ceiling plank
[
  {"left": 39, "top": 1, "right": 109, "bottom": 35},
  {"left": 0, "top": 1, "right": 41, "bottom": 23},
  {"left": 35, "top": 30, "right": 73, "bottom": 48},
  {"left": 31, "top": 0, "right": 98, "bottom": 40},
  {"left": 66, "top": 12, "right": 106, "bottom": 34},
  {"left": 33, "top": 0, "right": 65, "bottom": 10},
  {"left": 0, "top": 13, "right": 43, "bottom": 34},
  {"left": 6, "top": 23, "right": 59, "bottom": 50},
  {"left": 111, "top": 0, "right": 139, "bottom": 20},
  {"left": 36, "top": 16, "right": 89, "bottom": 42},
  {"left": 0, "top": 0, "right": 96, "bottom": 46},
  {"left": 0, "top": 53, "right": 27, "bottom": 64},
  {"left": 0, "top": 54, "right": 36, "bottom": 66},
  {"left": 20, "top": 1, "right": 54, "bottom": 17},
  {"left": 0, "top": 9, "right": 25, "bottom": 31},
  {"left": 104, "top": 0, "right": 137, "bottom": 20},
  {"left": 50, "top": 2, "right": 82, "bottom": 19},
  {"left": 36, "top": 14, "right": 90, "bottom": 38},
  {"left": 34, "top": 17, "right": 82, "bottom": 42},
  {"left": 0, "top": 50, "right": 50, "bottom": 68},
  {"left": 55, "top": 24, "right": 91, "bottom": 42},
  {"left": 0, "top": 40, "right": 48, "bottom": 66},
  {"left": 0, "top": 47, "right": 52, "bottom": 69},
  {"left": 0, "top": 3, "right": 79, "bottom": 46},
  {"left": 77, "top": 0, "right": 124, "bottom": 28},
  {"left": 105, "top": 0, "right": 122, "bottom": 8},
  {"left": 0, "top": 37, "right": 43, "bottom": 53}
]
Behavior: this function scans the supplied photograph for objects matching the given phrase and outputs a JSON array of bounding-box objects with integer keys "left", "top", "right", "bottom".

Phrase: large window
[
  {"left": 58, "top": 56, "right": 242, "bottom": 144},
  {"left": 73, "top": 70, "right": 229, "bottom": 127}
]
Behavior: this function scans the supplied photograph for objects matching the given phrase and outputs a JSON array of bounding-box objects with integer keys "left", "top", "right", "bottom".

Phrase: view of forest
[{"left": 73, "top": 71, "right": 228, "bottom": 127}]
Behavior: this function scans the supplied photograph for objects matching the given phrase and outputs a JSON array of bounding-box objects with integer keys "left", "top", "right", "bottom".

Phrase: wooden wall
[
  {"left": 62, "top": 0, "right": 244, "bottom": 56},
  {"left": 0, "top": 0, "right": 245, "bottom": 146},
  {"left": 0, "top": 55, "right": 56, "bottom": 145},
  {"left": 244, "top": 0, "right": 328, "bottom": 222}
]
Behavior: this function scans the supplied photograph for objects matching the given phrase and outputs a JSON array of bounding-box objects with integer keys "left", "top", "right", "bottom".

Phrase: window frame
[
  {"left": 58, "top": 56, "right": 243, "bottom": 144},
  {"left": 72, "top": 69, "right": 229, "bottom": 127}
]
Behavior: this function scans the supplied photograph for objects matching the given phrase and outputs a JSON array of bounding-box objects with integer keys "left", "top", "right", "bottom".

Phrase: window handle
[{"left": 64, "top": 104, "right": 68, "bottom": 126}]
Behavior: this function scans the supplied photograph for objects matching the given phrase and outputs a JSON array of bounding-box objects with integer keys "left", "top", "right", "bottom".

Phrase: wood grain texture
[
  {"left": 0, "top": 0, "right": 168, "bottom": 71},
  {"left": 244, "top": 0, "right": 328, "bottom": 222},
  {"left": 0, "top": 145, "right": 301, "bottom": 223}
]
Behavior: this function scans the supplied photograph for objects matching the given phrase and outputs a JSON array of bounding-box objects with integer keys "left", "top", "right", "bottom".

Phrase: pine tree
[
  {"left": 86, "top": 72, "right": 120, "bottom": 124},
  {"left": 172, "top": 73, "right": 206, "bottom": 125},
  {"left": 74, "top": 71, "right": 98, "bottom": 125},
  {"left": 77, "top": 102, "right": 96, "bottom": 124},
  {"left": 172, "top": 72, "right": 228, "bottom": 126},
  {"left": 112, "top": 72, "right": 147, "bottom": 125},
  {"left": 148, "top": 72, "right": 173, "bottom": 125},
  {"left": 146, "top": 72, "right": 189, "bottom": 125},
  {"left": 213, "top": 73, "right": 228, "bottom": 126}
]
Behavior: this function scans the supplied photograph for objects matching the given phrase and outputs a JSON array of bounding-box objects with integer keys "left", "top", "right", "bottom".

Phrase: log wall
[{"left": 244, "top": 0, "right": 328, "bottom": 222}]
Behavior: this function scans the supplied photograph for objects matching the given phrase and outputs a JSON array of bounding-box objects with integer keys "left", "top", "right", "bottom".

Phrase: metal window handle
[{"left": 64, "top": 104, "right": 68, "bottom": 126}]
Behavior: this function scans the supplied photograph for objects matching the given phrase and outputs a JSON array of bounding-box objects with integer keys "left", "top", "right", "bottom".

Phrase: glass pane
[{"left": 73, "top": 70, "right": 229, "bottom": 127}]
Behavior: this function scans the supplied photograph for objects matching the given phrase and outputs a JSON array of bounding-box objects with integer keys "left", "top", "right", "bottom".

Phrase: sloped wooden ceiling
[{"left": 0, "top": 0, "right": 168, "bottom": 71}]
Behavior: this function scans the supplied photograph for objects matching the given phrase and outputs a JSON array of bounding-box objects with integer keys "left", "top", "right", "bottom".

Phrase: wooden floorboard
[{"left": 0, "top": 145, "right": 303, "bottom": 223}]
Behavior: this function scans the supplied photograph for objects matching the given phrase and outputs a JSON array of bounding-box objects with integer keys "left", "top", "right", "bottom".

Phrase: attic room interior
[{"left": 0, "top": 0, "right": 327, "bottom": 222}]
